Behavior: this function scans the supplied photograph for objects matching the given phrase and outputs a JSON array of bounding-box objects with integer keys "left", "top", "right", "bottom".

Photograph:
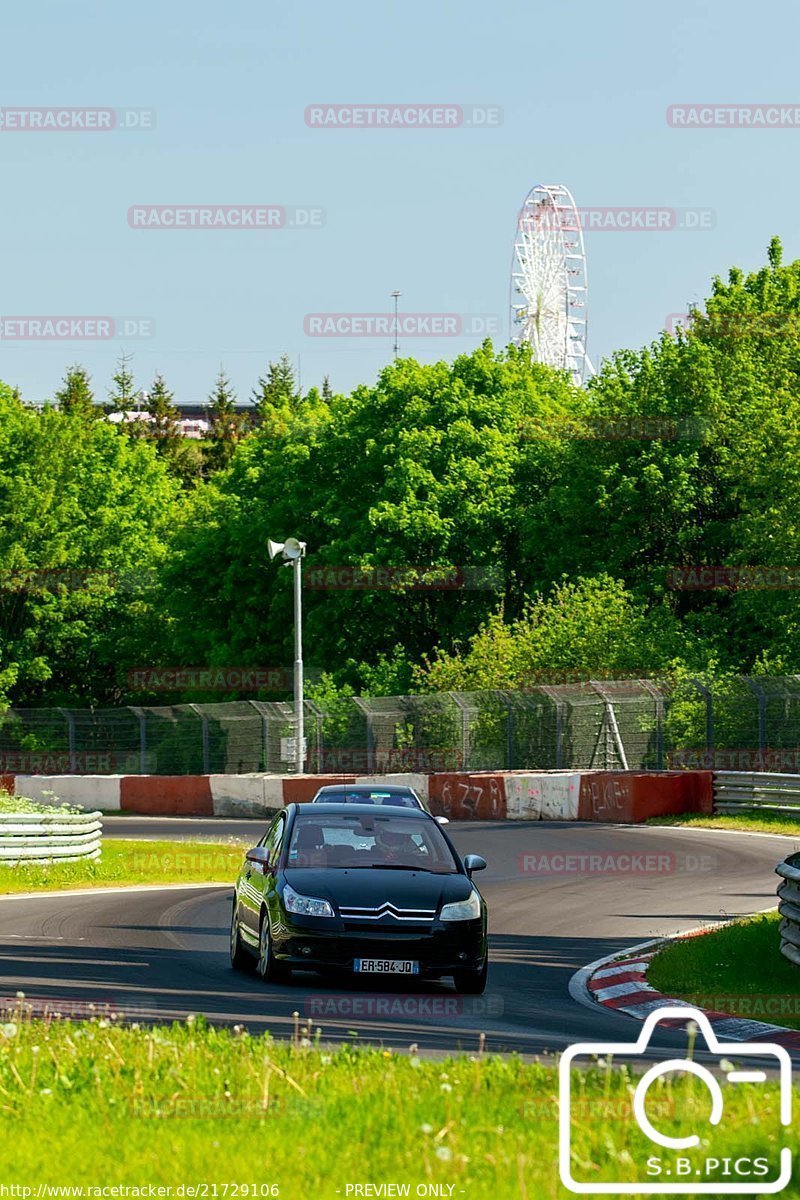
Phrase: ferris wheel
[{"left": 509, "top": 183, "right": 594, "bottom": 385}]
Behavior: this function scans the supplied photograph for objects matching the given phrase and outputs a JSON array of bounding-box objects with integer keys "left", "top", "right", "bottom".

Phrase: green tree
[
  {"left": 418, "top": 576, "right": 691, "bottom": 691},
  {"left": 0, "top": 382, "right": 180, "bottom": 707},
  {"left": 146, "top": 373, "right": 180, "bottom": 450},
  {"left": 54, "top": 365, "right": 96, "bottom": 419},
  {"left": 521, "top": 239, "right": 800, "bottom": 677},
  {"left": 206, "top": 368, "right": 245, "bottom": 470},
  {"left": 252, "top": 354, "right": 299, "bottom": 434},
  {"left": 159, "top": 342, "right": 577, "bottom": 683},
  {"left": 679, "top": 238, "right": 800, "bottom": 668},
  {"left": 108, "top": 353, "right": 138, "bottom": 416}
]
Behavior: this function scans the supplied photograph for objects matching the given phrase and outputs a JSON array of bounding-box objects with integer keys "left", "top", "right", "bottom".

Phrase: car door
[
  {"left": 262, "top": 812, "right": 287, "bottom": 934},
  {"left": 239, "top": 815, "right": 284, "bottom": 939}
]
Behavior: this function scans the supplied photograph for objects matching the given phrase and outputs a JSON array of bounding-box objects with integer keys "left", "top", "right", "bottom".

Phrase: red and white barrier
[
  {"left": 577, "top": 771, "right": 713, "bottom": 823},
  {"left": 1, "top": 768, "right": 714, "bottom": 822},
  {"left": 504, "top": 772, "right": 581, "bottom": 820},
  {"left": 14, "top": 774, "right": 124, "bottom": 812}
]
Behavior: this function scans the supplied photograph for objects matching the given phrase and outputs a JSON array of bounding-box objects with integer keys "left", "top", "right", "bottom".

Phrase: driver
[{"left": 373, "top": 827, "right": 420, "bottom": 864}]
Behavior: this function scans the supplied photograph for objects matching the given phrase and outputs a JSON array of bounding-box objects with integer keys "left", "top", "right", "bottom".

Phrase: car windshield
[
  {"left": 287, "top": 813, "right": 458, "bottom": 873},
  {"left": 315, "top": 789, "right": 419, "bottom": 808}
]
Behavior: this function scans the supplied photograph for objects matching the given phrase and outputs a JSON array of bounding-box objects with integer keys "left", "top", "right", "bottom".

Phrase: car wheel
[
  {"left": 257, "top": 912, "right": 289, "bottom": 983},
  {"left": 230, "top": 902, "right": 251, "bottom": 971},
  {"left": 453, "top": 959, "right": 488, "bottom": 995}
]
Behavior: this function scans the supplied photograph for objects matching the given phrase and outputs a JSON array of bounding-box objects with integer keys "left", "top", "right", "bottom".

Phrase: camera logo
[{"left": 559, "top": 1007, "right": 792, "bottom": 1194}]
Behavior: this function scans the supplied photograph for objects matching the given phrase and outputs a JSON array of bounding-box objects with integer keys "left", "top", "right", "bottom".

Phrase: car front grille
[{"left": 338, "top": 901, "right": 437, "bottom": 923}]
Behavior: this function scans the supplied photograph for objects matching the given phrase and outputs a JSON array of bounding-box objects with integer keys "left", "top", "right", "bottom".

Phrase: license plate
[{"left": 354, "top": 958, "right": 419, "bottom": 975}]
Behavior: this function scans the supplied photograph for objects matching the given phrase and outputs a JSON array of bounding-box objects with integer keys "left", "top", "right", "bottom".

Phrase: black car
[{"left": 230, "top": 802, "right": 488, "bottom": 993}]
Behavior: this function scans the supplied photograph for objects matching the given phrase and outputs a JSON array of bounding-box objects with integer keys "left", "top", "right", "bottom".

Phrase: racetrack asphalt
[{"left": 0, "top": 817, "right": 796, "bottom": 1058}]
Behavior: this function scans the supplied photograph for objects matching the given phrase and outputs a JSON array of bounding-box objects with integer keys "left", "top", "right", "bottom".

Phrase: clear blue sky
[{"left": 2, "top": 0, "right": 798, "bottom": 405}]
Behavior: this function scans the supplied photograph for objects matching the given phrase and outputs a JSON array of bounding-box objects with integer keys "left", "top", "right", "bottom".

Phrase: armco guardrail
[
  {"left": 776, "top": 853, "right": 800, "bottom": 968},
  {"left": 0, "top": 810, "right": 102, "bottom": 865},
  {"left": 714, "top": 771, "right": 800, "bottom": 814}
]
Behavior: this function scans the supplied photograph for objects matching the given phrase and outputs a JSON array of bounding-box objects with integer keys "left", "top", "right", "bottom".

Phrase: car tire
[
  {"left": 230, "top": 902, "right": 251, "bottom": 972},
  {"left": 257, "top": 912, "right": 289, "bottom": 983},
  {"left": 453, "top": 959, "right": 488, "bottom": 995}
]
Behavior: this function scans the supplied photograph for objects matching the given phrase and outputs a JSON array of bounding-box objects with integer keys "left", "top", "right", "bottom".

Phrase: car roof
[
  {"left": 296, "top": 802, "right": 431, "bottom": 819},
  {"left": 314, "top": 783, "right": 417, "bottom": 794}
]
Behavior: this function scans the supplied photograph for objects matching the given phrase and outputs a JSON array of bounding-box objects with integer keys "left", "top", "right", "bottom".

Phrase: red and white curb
[{"left": 569, "top": 929, "right": 800, "bottom": 1053}]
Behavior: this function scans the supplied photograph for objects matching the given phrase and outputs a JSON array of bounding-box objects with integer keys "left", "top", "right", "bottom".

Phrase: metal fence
[
  {"left": 776, "top": 854, "right": 800, "bottom": 968},
  {"left": 714, "top": 772, "right": 800, "bottom": 814},
  {"left": 4, "top": 675, "right": 800, "bottom": 776}
]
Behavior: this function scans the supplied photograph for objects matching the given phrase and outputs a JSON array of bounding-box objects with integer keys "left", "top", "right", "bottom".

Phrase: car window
[
  {"left": 315, "top": 789, "right": 420, "bottom": 808},
  {"left": 263, "top": 815, "right": 285, "bottom": 867},
  {"left": 287, "top": 813, "right": 457, "bottom": 872}
]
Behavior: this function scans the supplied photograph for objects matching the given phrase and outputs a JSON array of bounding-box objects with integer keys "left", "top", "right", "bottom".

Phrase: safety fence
[
  {"left": 0, "top": 809, "right": 102, "bottom": 864},
  {"left": 776, "top": 854, "right": 800, "bottom": 968},
  {"left": 5, "top": 674, "right": 800, "bottom": 775}
]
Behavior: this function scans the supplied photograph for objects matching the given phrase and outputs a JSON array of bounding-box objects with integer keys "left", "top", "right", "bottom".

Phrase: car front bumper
[{"left": 272, "top": 915, "right": 486, "bottom": 975}]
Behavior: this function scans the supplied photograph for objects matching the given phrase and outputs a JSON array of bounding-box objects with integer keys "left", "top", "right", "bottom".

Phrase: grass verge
[
  {"left": 648, "top": 809, "right": 800, "bottom": 837},
  {"left": 0, "top": 1009, "right": 796, "bottom": 1195},
  {"left": 0, "top": 791, "right": 82, "bottom": 815},
  {"left": 0, "top": 839, "right": 245, "bottom": 894},
  {"left": 648, "top": 910, "right": 800, "bottom": 1029}
]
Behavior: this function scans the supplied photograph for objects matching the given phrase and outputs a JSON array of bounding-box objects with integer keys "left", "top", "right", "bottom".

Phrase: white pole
[{"left": 293, "top": 554, "right": 304, "bottom": 774}]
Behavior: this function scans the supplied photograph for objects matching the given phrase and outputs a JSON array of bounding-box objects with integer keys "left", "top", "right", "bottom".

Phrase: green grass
[
  {"left": 0, "top": 1009, "right": 796, "bottom": 1196},
  {"left": 0, "top": 838, "right": 246, "bottom": 893},
  {"left": 0, "top": 791, "right": 83, "bottom": 815},
  {"left": 648, "top": 809, "right": 800, "bottom": 837},
  {"left": 648, "top": 910, "right": 800, "bottom": 1029}
]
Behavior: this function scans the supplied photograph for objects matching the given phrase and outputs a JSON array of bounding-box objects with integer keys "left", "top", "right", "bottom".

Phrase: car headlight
[
  {"left": 282, "top": 883, "right": 334, "bottom": 918},
  {"left": 440, "top": 890, "right": 481, "bottom": 921}
]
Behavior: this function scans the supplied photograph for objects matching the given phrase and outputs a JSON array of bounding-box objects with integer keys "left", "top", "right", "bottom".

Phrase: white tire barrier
[{"left": 0, "top": 810, "right": 102, "bottom": 865}]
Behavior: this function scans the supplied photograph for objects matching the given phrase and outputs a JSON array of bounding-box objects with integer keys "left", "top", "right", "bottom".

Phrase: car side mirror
[
  {"left": 464, "top": 854, "right": 487, "bottom": 876},
  {"left": 245, "top": 846, "right": 272, "bottom": 870},
  {"left": 435, "top": 815, "right": 450, "bottom": 826}
]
